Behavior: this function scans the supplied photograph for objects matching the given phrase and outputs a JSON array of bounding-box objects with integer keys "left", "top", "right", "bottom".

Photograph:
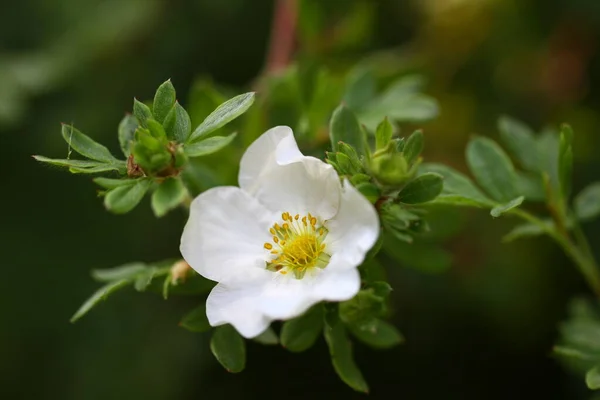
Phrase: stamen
[{"left": 263, "top": 211, "right": 331, "bottom": 279}]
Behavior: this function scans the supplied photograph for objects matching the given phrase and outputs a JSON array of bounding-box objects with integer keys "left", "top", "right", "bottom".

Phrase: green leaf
[
  {"left": 375, "top": 118, "right": 393, "bottom": 151},
  {"left": 104, "top": 178, "right": 152, "bottom": 214},
  {"left": 153, "top": 79, "right": 176, "bottom": 123},
  {"left": 61, "top": 124, "right": 117, "bottom": 162},
  {"left": 343, "top": 67, "right": 376, "bottom": 110},
  {"left": 133, "top": 99, "right": 153, "bottom": 128},
  {"left": 516, "top": 172, "right": 545, "bottom": 202},
  {"left": 420, "top": 163, "right": 494, "bottom": 207},
  {"left": 93, "top": 177, "right": 139, "bottom": 190},
  {"left": 355, "top": 182, "right": 380, "bottom": 203},
  {"left": 339, "top": 289, "right": 385, "bottom": 327},
  {"left": 466, "top": 137, "right": 519, "bottom": 202},
  {"left": 280, "top": 305, "right": 324, "bottom": 352},
  {"left": 349, "top": 319, "right": 404, "bottom": 349},
  {"left": 358, "top": 75, "right": 438, "bottom": 129},
  {"left": 189, "top": 92, "right": 255, "bottom": 142},
  {"left": 210, "top": 325, "right": 246, "bottom": 373},
  {"left": 151, "top": 177, "right": 188, "bottom": 217},
  {"left": 398, "top": 172, "right": 443, "bottom": 204},
  {"left": 324, "top": 312, "right": 369, "bottom": 393},
  {"left": 164, "top": 102, "right": 192, "bottom": 142},
  {"left": 330, "top": 104, "right": 365, "bottom": 156},
  {"left": 91, "top": 262, "right": 147, "bottom": 282},
  {"left": 553, "top": 345, "right": 598, "bottom": 361},
  {"left": 133, "top": 268, "right": 157, "bottom": 292},
  {"left": 403, "top": 129, "right": 424, "bottom": 165},
  {"left": 253, "top": 327, "right": 279, "bottom": 345},
  {"left": 179, "top": 303, "right": 211, "bottom": 333},
  {"left": 33, "top": 156, "right": 125, "bottom": 174},
  {"left": 502, "top": 222, "right": 548, "bottom": 242},
  {"left": 184, "top": 133, "right": 237, "bottom": 157},
  {"left": 118, "top": 114, "right": 138, "bottom": 157},
  {"left": 34, "top": 156, "right": 104, "bottom": 169},
  {"left": 575, "top": 182, "right": 600, "bottom": 221},
  {"left": 70, "top": 280, "right": 130, "bottom": 323},
  {"left": 490, "top": 196, "right": 524, "bottom": 218},
  {"left": 497, "top": 115, "right": 540, "bottom": 172},
  {"left": 587, "top": 366, "right": 600, "bottom": 390}
]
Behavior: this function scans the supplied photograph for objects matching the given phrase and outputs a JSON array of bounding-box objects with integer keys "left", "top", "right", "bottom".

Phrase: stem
[
  {"left": 510, "top": 208, "right": 600, "bottom": 296},
  {"left": 264, "top": 0, "right": 297, "bottom": 74}
]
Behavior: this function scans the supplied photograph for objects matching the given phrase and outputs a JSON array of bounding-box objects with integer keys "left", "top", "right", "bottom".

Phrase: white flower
[{"left": 180, "top": 126, "right": 380, "bottom": 338}]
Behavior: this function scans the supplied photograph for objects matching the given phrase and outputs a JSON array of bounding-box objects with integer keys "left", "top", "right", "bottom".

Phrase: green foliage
[
  {"left": 339, "top": 288, "right": 386, "bottom": 328},
  {"left": 61, "top": 124, "right": 118, "bottom": 163},
  {"left": 184, "top": 133, "right": 238, "bottom": 157},
  {"left": 575, "top": 182, "right": 600, "bottom": 222},
  {"left": 555, "top": 298, "right": 600, "bottom": 391},
  {"left": 357, "top": 74, "right": 439, "bottom": 130},
  {"left": 403, "top": 129, "right": 424, "bottom": 166},
  {"left": 329, "top": 104, "right": 366, "bottom": 155},
  {"left": 70, "top": 280, "right": 130, "bottom": 323},
  {"left": 133, "top": 99, "right": 153, "bottom": 128},
  {"left": 151, "top": 177, "right": 188, "bottom": 217},
  {"left": 179, "top": 303, "right": 211, "bottom": 333},
  {"left": 466, "top": 136, "right": 519, "bottom": 202},
  {"left": 397, "top": 172, "right": 444, "bottom": 204},
  {"left": 490, "top": 196, "right": 525, "bottom": 218},
  {"left": 210, "top": 325, "right": 246, "bottom": 373},
  {"left": 420, "top": 163, "right": 494, "bottom": 207},
  {"left": 280, "top": 305, "right": 324, "bottom": 352},
  {"left": 253, "top": 327, "right": 279, "bottom": 346},
  {"left": 498, "top": 115, "right": 540, "bottom": 172},
  {"left": 164, "top": 102, "right": 192, "bottom": 142},
  {"left": 118, "top": 114, "right": 138, "bottom": 157},
  {"left": 375, "top": 117, "right": 393, "bottom": 151},
  {"left": 324, "top": 307, "right": 369, "bottom": 393},
  {"left": 104, "top": 178, "right": 152, "bottom": 214},
  {"left": 153, "top": 79, "right": 176, "bottom": 124},
  {"left": 348, "top": 319, "right": 404, "bottom": 349},
  {"left": 36, "top": 80, "right": 253, "bottom": 217},
  {"left": 188, "top": 92, "right": 255, "bottom": 142}
]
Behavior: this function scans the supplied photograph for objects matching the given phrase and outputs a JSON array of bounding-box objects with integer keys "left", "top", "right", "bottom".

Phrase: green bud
[
  {"left": 338, "top": 142, "right": 363, "bottom": 172},
  {"left": 335, "top": 152, "right": 357, "bottom": 175},
  {"left": 173, "top": 146, "right": 188, "bottom": 168},
  {"left": 350, "top": 173, "right": 371, "bottom": 185},
  {"left": 371, "top": 153, "right": 409, "bottom": 186},
  {"left": 146, "top": 119, "right": 168, "bottom": 142}
]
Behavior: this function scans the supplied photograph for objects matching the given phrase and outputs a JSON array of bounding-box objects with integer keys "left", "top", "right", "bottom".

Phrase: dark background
[{"left": 2, "top": 0, "right": 600, "bottom": 398}]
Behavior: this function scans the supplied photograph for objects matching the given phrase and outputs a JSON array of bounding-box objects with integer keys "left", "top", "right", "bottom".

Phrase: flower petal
[
  {"left": 180, "top": 186, "right": 275, "bottom": 285},
  {"left": 238, "top": 126, "right": 341, "bottom": 219},
  {"left": 325, "top": 179, "right": 380, "bottom": 268},
  {"left": 258, "top": 277, "right": 320, "bottom": 320},
  {"left": 238, "top": 126, "right": 302, "bottom": 190},
  {"left": 312, "top": 267, "right": 361, "bottom": 301},
  {"left": 206, "top": 283, "right": 271, "bottom": 338}
]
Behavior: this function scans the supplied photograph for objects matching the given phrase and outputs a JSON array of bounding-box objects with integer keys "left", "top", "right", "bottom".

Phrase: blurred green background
[{"left": 4, "top": 0, "right": 600, "bottom": 398}]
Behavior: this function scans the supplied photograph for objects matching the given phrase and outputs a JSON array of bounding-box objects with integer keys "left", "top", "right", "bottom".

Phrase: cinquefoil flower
[{"left": 180, "top": 126, "right": 379, "bottom": 338}]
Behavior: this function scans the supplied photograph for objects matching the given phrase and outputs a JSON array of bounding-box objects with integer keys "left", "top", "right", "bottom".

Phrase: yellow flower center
[{"left": 264, "top": 212, "right": 331, "bottom": 279}]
